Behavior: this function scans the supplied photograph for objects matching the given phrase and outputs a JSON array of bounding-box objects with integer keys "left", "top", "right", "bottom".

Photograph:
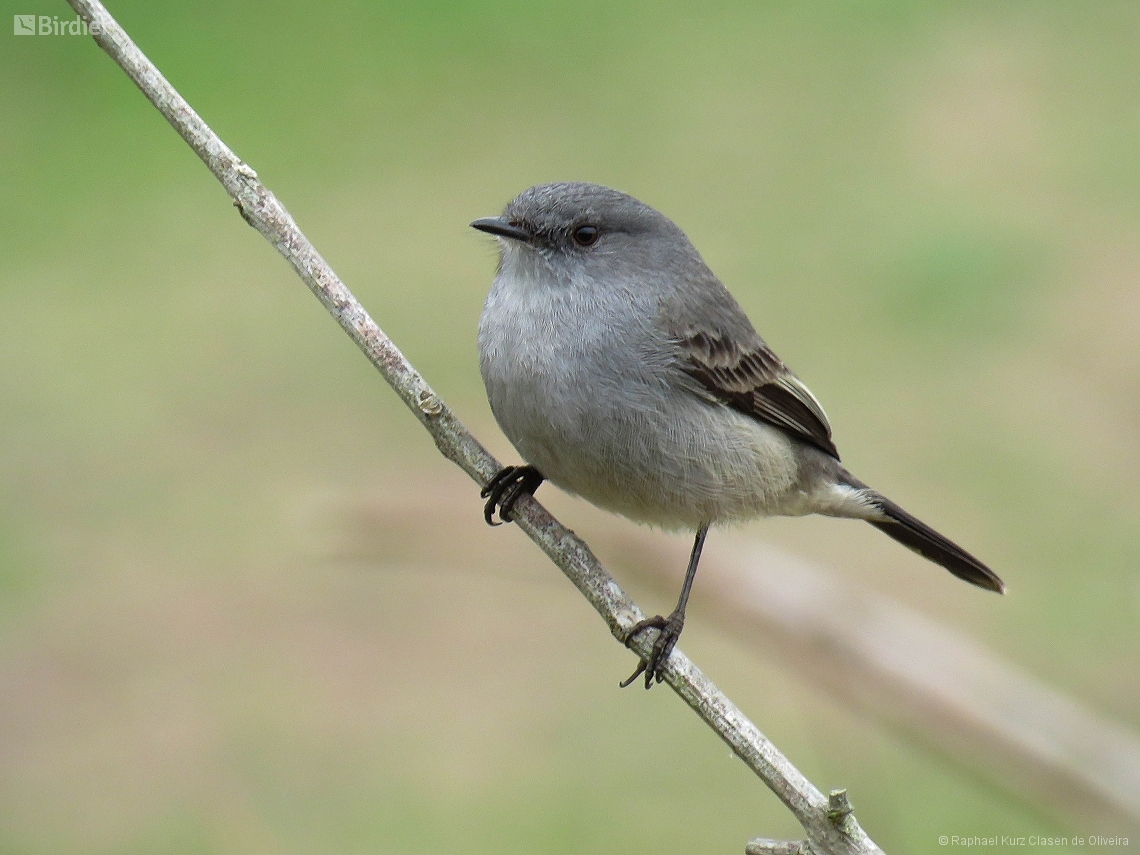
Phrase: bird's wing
[{"left": 675, "top": 328, "right": 839, "bottom": 459}]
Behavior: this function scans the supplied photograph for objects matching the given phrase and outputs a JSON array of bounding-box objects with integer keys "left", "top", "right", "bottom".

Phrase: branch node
[
  {"left": 233, "top": 198, "right": 256, "bottom": 228},
  {"left": 416, "top": 388, "right": 443, "bottom": 416},
  {"left": 826, "top": 788, "right": 854, "bottom": 825}
]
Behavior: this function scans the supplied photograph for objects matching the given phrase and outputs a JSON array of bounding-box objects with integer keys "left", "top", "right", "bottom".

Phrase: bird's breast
[{"left": 477, "top": 271, "right": 802, "bottom": 528}]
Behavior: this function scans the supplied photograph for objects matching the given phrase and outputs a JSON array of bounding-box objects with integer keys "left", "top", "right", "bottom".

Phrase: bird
[{"left": 471, "top": 182, "right": 1004, "bottom": 689}]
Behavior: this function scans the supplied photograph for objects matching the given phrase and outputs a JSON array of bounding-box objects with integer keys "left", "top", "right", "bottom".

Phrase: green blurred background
[{"left": 2, "top": 1, "right": 1138, "bottom": 852}]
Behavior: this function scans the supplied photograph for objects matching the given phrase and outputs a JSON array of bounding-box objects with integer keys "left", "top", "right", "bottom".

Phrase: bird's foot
[
  {"left": 620, "top": 610, "right": 685, "bottom": 689},
  {"left": 481, "top": 465, "right": 544, "bottom": 525}
]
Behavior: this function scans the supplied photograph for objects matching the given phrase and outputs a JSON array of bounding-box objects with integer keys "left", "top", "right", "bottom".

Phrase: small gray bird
[{"left": 472, "top": 182, "right": 1004, "bottom": 689}]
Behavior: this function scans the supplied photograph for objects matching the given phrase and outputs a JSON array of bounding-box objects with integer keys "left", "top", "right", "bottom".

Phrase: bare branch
[
  {"left": 65, "top": 1, "right": 884, "bottom": 851},
  {"left": 747, "top": 838, "right": 809, "bottom": 855},
  {"left": 323, "top": 484, "right": 1140, "bottom": 838}
]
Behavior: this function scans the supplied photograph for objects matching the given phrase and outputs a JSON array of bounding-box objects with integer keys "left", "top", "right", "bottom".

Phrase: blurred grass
[{"left": 1, "top": 0, "right": 1139, "bottom": 852}]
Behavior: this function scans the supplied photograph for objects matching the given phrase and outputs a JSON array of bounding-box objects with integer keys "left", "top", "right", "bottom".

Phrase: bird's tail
[{"left": 841, "top": 473, "right": 1005, "bottom": 594}]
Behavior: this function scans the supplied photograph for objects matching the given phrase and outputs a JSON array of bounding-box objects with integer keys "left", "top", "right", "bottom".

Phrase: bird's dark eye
[{"left": 572, "top": 225, "right": 599, "bottom": 247}]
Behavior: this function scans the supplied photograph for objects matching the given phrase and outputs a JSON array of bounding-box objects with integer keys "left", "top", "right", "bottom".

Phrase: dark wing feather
[{"left": 676, "top": 330, "right": 839, "bottom": 459}]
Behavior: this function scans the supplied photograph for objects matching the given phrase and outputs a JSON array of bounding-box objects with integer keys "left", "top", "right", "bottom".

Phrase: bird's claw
[
  {"left": 481, "top": 465, "right": 544, "bottom": 525},
  {"left": 620, "top": 611, "right": 684, "bottom": 689}
]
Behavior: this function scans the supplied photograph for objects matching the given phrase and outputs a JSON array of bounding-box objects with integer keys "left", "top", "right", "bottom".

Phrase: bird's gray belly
[{"left": 484, "top": 358, "right": 802, "bottom": 529}]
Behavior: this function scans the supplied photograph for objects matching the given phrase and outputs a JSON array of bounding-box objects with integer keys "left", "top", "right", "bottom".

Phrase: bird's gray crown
[{"left": 501, "top": 182, "right": 682, "bottom": 248}]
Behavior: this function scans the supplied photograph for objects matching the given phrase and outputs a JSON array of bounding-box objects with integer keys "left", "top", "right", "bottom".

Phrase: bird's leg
[
  {"left": 621, "top": 522, "right": 710, "bottom": 689},
  {"left": 480, "top": 465, "right": 545, "bottom": 525}
]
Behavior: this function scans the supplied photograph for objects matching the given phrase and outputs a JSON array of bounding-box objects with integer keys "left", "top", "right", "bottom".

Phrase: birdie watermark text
[
  {"left": 937, "top": 834, "right": 1128, "bottom": 848},
  {"left": 13, "top": 15, "right": 103, "bottom": 36}
]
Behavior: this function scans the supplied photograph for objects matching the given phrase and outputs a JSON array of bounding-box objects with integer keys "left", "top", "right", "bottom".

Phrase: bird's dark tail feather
[{"left": 867, "top": 494, "right": 1005, "bottom": 594}]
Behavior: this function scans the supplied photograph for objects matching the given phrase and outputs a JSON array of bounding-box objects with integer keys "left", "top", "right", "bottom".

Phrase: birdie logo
[{"left": 13, "top": 14, "right": 104, "bottom": 36}]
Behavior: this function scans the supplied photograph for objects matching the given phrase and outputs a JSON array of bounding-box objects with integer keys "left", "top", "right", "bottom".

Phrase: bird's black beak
[{"left": 470, "top": 216, "right": 531, "bottom": 243}]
